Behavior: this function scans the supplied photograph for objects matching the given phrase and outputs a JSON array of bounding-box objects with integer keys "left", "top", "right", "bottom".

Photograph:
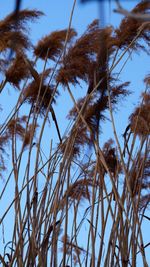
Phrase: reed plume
[
  {"left": 56, "top": 20, "right": 104, "bottom": 85},
  {"left": 129, "top": 148, "right": 150, "bottom": 210},
  {"left": 0, "top": 9, "right": 43, "bottom": 52},
  {"left": 113, "top": 1, "right": 150, "bottom": 52},
  {"left": 130, "top": 91, "right": 150, "bottom": 136},
  {"left": 34, "top": 28, "right": 77, "bottom": 61},
  {"left": 23, "top": 68, "right": 56, "bottom": 112},
  {"left": 67, "top": 80, "right": 129, "bottom": 157},
  {"left": 5, "top": 52, "right": 31, "bottom": 88},
  {"left": 6, "top": 116, "right": 37, "bottom": 146}
]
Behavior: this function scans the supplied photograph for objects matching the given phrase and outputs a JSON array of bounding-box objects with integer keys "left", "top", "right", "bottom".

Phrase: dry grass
[{"left": 0, "top": 1, "right": 150, "bottom": 266}]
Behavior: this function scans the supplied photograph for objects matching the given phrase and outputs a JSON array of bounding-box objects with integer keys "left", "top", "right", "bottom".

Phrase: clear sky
[{"left": 0, "top": 0, "right": 150, "bottom": 265}]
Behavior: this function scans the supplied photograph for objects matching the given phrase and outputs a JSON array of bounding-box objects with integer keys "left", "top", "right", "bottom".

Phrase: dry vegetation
[{"left": 0, "top": 1, "right": 150, "bottom": 266}]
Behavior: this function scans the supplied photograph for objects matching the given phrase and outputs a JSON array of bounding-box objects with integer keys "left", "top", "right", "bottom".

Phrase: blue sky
[{"left": 0, "top": 0, "right": 150, "bottom": 265}]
